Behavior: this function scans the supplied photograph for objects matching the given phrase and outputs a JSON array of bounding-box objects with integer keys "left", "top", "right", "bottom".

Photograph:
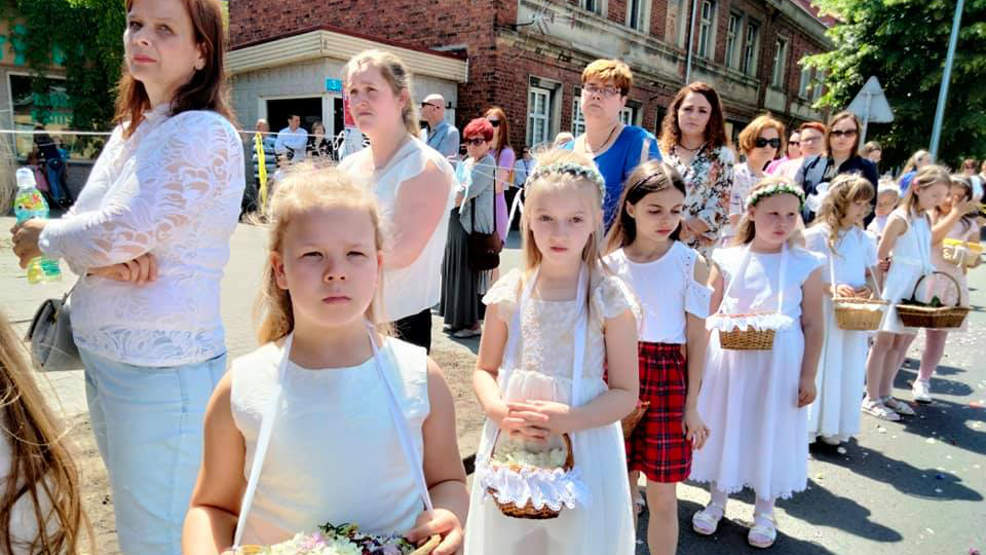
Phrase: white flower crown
[
  {"left": 745, "top": 182, "right": 806, "bottom": 210},
  {"left": 528, "top": 162, "right": 607, "bottom": 205}
]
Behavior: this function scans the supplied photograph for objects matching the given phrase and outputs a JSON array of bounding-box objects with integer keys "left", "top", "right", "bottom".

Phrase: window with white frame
[
  {"left": 528, "top": 86, "right": 553, "bottom": 147},
  {"left": 741, "top": 21, "right": 759, "bottom": 75},
  {"left": 725, "top": 13, "right": 742, "bottom": 69},
  {"left": 771, "top": 38, "right": 788, "bottom": 89},
  {"left": 620, "top": 105, "right": 638, "bottom": 126},
  {"left": 572, "top": 94, "right": 586, "bottom": 136},
  {"left": 799, "top": 66, "right": 813, "bottom": 98},
  {"left": 627, "top": 0, "right": 647, "bottom": 31},
  {"left": 697, "top": 0, "right": 716, "bottom": 59},
  {"left": 582, "top": 0, "right": 603, "bottom": 16}
]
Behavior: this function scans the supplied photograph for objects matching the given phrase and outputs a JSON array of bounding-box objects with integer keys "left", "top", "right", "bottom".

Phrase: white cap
[{"left": 15, "top": 167, "right": 35, "bottom": 189}]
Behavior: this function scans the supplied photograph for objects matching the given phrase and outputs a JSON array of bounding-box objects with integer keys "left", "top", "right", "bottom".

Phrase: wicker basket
[
  {"left": 621, "top": 401, "right": 650, "bottom": 441},
  {"left": 942, "top": 238, "right": 982, "bottom": 268},
  {"left": 716, "top": 313, "right": 778, "bottom": 350},
  {"left": 833, "top": 297, "right": 888, "bottom": 331},
  {"left": 895, "top": 272, "right": 970, "bottom": 329},
  {"left": 487, "top": 433, "right": 575, "bottom": 520}
]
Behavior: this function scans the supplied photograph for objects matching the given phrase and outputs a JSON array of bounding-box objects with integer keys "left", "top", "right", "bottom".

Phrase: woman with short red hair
[{"left": 438, "top": 118, "right": 497, "bottom": 338}]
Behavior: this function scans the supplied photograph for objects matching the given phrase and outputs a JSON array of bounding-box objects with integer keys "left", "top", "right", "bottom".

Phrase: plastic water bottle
[{"left": 13, "top": 167, "right": 61, "bottom": 284}]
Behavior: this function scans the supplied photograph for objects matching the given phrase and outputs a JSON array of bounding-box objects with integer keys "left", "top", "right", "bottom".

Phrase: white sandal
[
  {"left": 748, "top": 512, "right": 777, "bottom": 549},
  {"left": 692, "top": 503, "right": 725, "bottom": 536},
  {"left": 883, "top": 396, "right": 916, "bottom": 416}
]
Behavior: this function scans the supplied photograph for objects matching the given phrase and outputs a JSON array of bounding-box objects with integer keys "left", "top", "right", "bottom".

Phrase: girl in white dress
[
  {"left": 863, "top": 165, "right": 950, "bottom": 421},
  {"left": 183, "top": 166, "right": 468, "bottom": 554},
  {"left": 690, "top": 178, "right": 825, "bottom": 549},
  {"left": 603, "top": 160, "right": 712, "bottom": 555},
  {"left": 466, "top": 150, "right": 640, "bottom": 555},
  {"left": 803, "top": 175, "right": 878, "bottom": 445},
  {"left": 911, "top": 175, "right": 981, "bottom": 403}
]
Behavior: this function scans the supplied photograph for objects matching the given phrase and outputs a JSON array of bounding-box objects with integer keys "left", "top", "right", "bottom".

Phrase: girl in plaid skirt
[{"left": 604, "top": 161, "right": 713, "bottom": 555}]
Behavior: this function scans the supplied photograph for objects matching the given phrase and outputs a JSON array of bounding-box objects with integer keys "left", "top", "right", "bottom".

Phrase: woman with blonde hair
[{"left": 339, "top": 49, "right": 456, "bottom": 353}]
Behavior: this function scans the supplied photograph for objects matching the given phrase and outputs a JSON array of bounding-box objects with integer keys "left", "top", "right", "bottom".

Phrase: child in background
[
  {"left": 803, "top": 175, "right": 877, "bottom": 446},
  {"left": 867, "top": 179, "right": 899, "bottom": 238}
]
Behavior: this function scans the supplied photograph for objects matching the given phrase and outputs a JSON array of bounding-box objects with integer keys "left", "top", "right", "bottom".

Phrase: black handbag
[
  {"left": 25, "top": 280, "right": 81, "bottom": 371},
  {"left": 467, "top": 187, "right": 503, "bottom": 271}
]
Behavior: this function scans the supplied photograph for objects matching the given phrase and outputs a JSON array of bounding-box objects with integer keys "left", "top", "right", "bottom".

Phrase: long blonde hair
[
  {"left": 733, "top": 176, "right": 805, "bottom": 246},
  {"left": 255, "top": 163, "right": 389, "bottom": 344},
  {"left": 812, "top": 174, "right": 874, "bottom": 256},
  {"left": 343, "top": 49, "right": 420, "bottom": 137},
  {"left": 0, "top": 311, "right": 89, "bottom": 553},
  {"left": 901, "top": 164, "right": 950, "bottom": 216},
  {"left": 900, "top": 149, "right": 931, "bottom": 178},
  {"left": 521, "top": 149, "right": 607, "bottom": 273}
]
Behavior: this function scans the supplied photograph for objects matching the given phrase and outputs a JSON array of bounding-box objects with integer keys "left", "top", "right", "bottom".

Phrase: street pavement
[{"left": 1, "top": 217, "right": 983, "bottom": 554}]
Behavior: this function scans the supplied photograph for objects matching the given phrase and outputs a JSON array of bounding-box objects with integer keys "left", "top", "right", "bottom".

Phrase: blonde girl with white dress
[
  {"left": 863, "top": 165, "right": 951, "bottom": 421},
  {"left": 803, "top": 175, "right": 878, "bottom": 445},
  {"left": 466, "top": 149, "right": 640, "bottom": 555},
  {"left": 183, "top": 166, "right": 468, "bottom": 554}
]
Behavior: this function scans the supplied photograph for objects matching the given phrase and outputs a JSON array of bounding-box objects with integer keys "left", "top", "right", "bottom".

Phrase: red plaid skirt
[{"left": 626, "top": 341, "right": 691, "bottom": 483}]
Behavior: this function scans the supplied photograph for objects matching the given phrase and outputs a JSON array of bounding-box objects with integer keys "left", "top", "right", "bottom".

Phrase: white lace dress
[
  {"left": 690, "top": 245, "right": 824, "bottom": 500},
  {"left": 804, "top": 225, "right": 878, "bottom": 441},
  {"left": 464, "top": 268, "right": 637, "bottom": 555},
  {"left": 38, "top": 105, "right": 244, "bottom": 366}
]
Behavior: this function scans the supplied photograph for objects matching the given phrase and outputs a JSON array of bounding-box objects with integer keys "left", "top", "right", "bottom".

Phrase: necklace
[
  {"left": 586, "top": 123, "right": 620, "bottom": 154},
  {"left": 676, "top": 140, "right": 703, "bottom": 152}
]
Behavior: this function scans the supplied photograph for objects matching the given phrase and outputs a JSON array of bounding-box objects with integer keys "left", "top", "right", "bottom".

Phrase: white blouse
[
  {"left": 604, "top": 242, "right": 712, "bottom": 344},
  {"left": 39, "top": 106, "right": 245, "bottom": 366},
  {"left": 804, "top": 224, "right": 878, "bottom": 288},
  {"left": 339, "top": 136, "right": 455, "bottom": 322}
]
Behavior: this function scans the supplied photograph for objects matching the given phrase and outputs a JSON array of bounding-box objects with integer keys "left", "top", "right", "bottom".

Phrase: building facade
[{"left": 228, "top": 0, "right": 832, "bottom": 148}]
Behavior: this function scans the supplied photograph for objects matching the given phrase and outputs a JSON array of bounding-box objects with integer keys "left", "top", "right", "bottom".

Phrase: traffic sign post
[{"left": 848, "top": 76, "right": 894, "bottom": 147}]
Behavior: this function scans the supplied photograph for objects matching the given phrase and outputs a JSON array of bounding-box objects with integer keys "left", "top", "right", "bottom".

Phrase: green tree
[
  {"left": 804, "top": 0, "right": 986, "bottom": 171},
  {"left": 7, "top": 0, "right": 125, "bottom": 131}
]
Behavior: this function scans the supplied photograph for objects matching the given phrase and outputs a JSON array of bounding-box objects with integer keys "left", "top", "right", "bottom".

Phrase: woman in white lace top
[{"left": 11, "top": 0, "right": 243, "bottom": 552}]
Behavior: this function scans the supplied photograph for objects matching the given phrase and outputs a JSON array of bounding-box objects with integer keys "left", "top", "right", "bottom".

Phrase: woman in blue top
[{"left": 564, "top": 59, "right": 661, "bottom": 227}]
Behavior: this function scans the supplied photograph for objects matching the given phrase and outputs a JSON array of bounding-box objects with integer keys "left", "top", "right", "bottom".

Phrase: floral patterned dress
[{"left": 665, "top": 143, "right": 735, "bottom": 256}]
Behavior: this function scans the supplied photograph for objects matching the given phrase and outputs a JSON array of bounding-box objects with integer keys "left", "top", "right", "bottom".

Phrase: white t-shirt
[
  {"left": 604, "top": 242, "right": 713, "bottom": 343},
  {"left": 804, "top": 224, "right": 878, "bottom": 288}
]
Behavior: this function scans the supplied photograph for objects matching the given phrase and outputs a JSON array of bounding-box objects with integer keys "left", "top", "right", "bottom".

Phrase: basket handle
[{"left": 908, "top": 270, "right": 964, "bottom": 307}]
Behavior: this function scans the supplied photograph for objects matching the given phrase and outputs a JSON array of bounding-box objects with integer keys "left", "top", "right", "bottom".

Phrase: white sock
[
  {"left": 710, "top": 486, "right": 728, "bottom": 508},
  {"left": 754, "top": 496, "right": 775, "bottom": 518}
]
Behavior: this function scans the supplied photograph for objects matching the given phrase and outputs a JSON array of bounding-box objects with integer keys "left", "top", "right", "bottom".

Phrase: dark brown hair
[
  {"left": 115, "top": 0, "right": 234, "bottom": 137},
  {"left": 659, "top": 82, "right": 728, "bottom": 153},
  {"left": 605, "top": 160, "right": 687, "bottom": 252},
  {"left": 825, "top": 111, "right": 862, "bottom": 157}
]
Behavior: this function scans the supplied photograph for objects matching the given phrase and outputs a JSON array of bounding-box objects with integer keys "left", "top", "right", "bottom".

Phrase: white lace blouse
[{"left": 39, "top": 106, "right": 245, "bottom": 366}]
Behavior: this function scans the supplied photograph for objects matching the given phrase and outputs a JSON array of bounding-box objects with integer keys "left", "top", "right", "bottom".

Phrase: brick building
[{"left": 228, "top": 0, "right": 832, "bottom": 148}]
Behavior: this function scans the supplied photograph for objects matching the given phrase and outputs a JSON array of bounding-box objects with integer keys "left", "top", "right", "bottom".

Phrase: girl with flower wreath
[
  {"left": 466, "top": 149, "right": 639, "bottom": 554},
  {"left": 183, "top": 165, "right": 468, "bottom": 554},
  {"left": 689, "top": 177, "right": 825, "bottom": 549}
]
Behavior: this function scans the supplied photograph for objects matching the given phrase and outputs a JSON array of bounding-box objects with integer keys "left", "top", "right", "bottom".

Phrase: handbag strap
[
  {"left": 480, "top": 264, "right": 587, "bottom": 463},
  {"left": 232, "top": 326, "right": 433, "bottom": 548}
]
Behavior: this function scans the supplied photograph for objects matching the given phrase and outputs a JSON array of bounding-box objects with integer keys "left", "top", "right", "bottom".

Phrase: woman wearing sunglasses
[
  {"left": 722, "top": 114, "right": 786, "bottom": 244},
  {"left": 797, "top": 111, "right": 879, "bottom": 224},
  {"left": 483, "top": 106, "right": 515, "bottom": 242}
]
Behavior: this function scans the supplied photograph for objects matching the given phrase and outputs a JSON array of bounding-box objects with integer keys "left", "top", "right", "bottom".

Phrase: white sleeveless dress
[
  {"left": 464, "top": 268, "right": 638, "bottom": 555},
  {"left": 229, "top": 337, "right": 430, "bottom": 546},
  {"left": 690, "top": 245, "right": 824, "bottom": 500},
  {"left": 879, "top": 208, "right": 934, "bottom": 334},
  {"left": 804, "top": 225, "right": 878, "bottom": 442}
]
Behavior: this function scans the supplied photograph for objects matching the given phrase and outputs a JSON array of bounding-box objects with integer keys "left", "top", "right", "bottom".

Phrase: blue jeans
[{"left": 79, "top": 348, "right": 227, "bottom": 554}]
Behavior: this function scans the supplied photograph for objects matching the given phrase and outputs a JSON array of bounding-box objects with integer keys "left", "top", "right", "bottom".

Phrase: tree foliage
[
  {"left": 7, "top": 0, "right": 125, "bottom": 131},
  {"left": 804, "top": 0, "right": 986, "bottom": 171}
]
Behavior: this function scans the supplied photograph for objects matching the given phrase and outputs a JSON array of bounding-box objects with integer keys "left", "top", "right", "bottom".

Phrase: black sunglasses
[
  {"left": 465, "top": 137, "right": 487, "bottom": 146},
  {"left": 788, "top": 140, "right": 800, "bottom": 146},
  {"left": 487, "top": 119, "right": 501, "bottom": 127},
  {"left": 755, "top": 137, "right": 782, "bottom": 148},
  {"left": 420, "top": 102, "right": 440, "bottom": 109},
  {"left": 830, "top": 129, "right": 858, "bottom": 138}
]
